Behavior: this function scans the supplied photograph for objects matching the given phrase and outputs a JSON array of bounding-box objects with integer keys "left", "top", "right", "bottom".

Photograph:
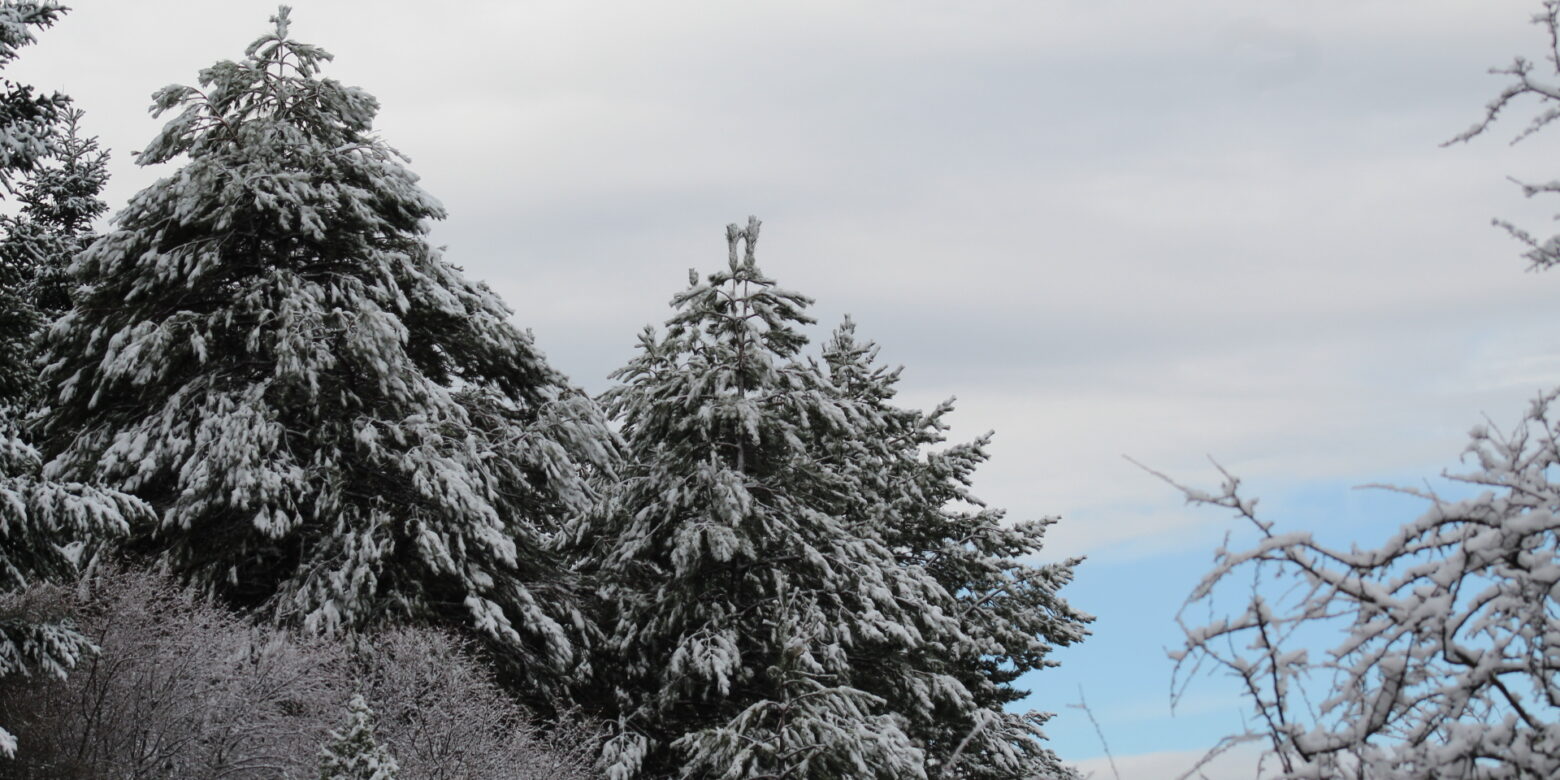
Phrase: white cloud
[{"left": 15, "top": 0, "right": 1560, "bottom": 565}]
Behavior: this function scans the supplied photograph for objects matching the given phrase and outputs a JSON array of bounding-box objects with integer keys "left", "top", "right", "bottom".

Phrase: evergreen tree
[
  {"left": 0, "top": 107, "right": 109, "bottom": 321},
  {"left": 36, "top": 7, "right": 614, "bottom": 704},
  {"left": 319, "top": 694, "right": 399, "bottom": 780},
  {"left": 0, "top": 107, "right": 109, "bottom": 415},
  {"left": 0, "top": 429, "right": 144, "bottom": 759},
  {"left": 0, "top": 0, "right": 66, "bottom": 408},
  {"left": 588, "top": 218, "right": 939, "bottom": 778},
  {"left": 0, "top": 1, "right": 145, "bottom": 759},
  {"left": 0, "top": 1, "right": 63, "bottom": 191},
  {"left": 672, "top": 584, "right": 926, "bottom": 780},
  {"left": 818, "top": 320, "right": 1090, "bottom": 778}
]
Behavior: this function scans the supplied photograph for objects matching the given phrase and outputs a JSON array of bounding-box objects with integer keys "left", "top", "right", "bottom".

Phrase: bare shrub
[
  {"left": 355, "top": 627, "right": 601, "bottom": 780},
  {"left": 0, "top": 568, "right": 601, "bottom": 779},
  {"left": 0, "top": 568, "right": 346, "bottom": 778}
]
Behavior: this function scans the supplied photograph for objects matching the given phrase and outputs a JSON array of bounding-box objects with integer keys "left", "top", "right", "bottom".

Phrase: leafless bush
[
  {"left": 0, "top": 568, "right": 601, "bottom": 779},
  {"left": 0, "top": 567, "right": 344, "bottom": 778},
  {"left": 354, "top": 626, "right": 602, "bottom": 780}
]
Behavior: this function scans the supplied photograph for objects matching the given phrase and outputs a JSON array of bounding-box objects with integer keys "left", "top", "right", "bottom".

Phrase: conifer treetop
[
  {"left": 1, "top": 107, "right": 109, "bottom": 321},
  {"left": 663, "top": 217, "right": 815, "bottom": 362},
  {"left": 141, "top": 6, "right": 377, "bottom": 166},
  {"left": 17, "top": 109, "right": 108, "bottom": 234}
]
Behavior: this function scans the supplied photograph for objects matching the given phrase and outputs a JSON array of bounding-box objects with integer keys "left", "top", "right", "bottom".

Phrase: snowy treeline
[{"left": 0, "top": 4, "right": 1089, "bottom": 778}]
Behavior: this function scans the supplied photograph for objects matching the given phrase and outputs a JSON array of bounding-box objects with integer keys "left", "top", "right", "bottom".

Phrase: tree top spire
[{"left": 726, "top": 215, "right": 759, "bottom": 271}]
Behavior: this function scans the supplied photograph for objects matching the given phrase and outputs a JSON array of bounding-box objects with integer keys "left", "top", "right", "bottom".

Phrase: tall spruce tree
[
  {"left": 36, "top": 7, "right": 613, "bottom": 704},
  {"left": 819, "top": 320, "right": 1089, "bottom": 779},
  {"left": 589, "top": 218, "right": 942, "bottom": 778},
  {"left": 0, "top": 0, "right": 145, "bottom": 760}
]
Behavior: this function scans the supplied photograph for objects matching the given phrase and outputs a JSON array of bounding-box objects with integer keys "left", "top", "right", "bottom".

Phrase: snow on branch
[
  {"left": 1144, "top": 390, "right": 1560, "bottom": 779},
  {"left": 1447, "top": 0, "right": 1560, "bottom": 270}
]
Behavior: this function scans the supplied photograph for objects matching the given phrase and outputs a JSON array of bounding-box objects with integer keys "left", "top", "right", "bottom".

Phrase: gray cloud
[{"left": 14, "top": 0, "right": 1560, "bottom": 558}]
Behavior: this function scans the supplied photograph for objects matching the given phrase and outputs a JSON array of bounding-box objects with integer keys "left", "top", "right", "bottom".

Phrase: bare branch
[{"left": 1154, "top": 390, "right": 1560, "bottom": 777}]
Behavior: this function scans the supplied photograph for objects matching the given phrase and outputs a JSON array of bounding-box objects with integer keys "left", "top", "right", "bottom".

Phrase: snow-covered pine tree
[
  {"left": 818, "top": 320, "right": 1089, "bottom": 779},
  {"left": 0, "top": 107, "right": 108, "bottom": 321},
  {"left": 0, "top": 1, "right": 63, "bottom": 192},
  {"left": 0, "top": 0, "right": 67, "bottom": 408},
  {"left": 589, "top": 218, "right": 934, "bottom": 778},
  {"left": 320, "top": 694, "right": 399, "bottom": 780},
  {"left": 0, "top": 1, "right": 145, "bottom": 760},
  {"left": 35, "top": 7, "right": 614, "bottom": 704},
  {"left": 0, "top": 107, "right": 108, "bottom": 419},
  {"left": 0, "top": 430, "right": 144, "bottom": 759}
]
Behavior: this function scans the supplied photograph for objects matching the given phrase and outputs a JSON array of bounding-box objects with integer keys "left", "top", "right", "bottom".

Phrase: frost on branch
[
  {"left": 0, "top": 568, "right": 602, "bottom": 777},
  {"left": 1154, "top": 390, "right": 1560, "bottom": 779},
  {"left": 1447, "top": 0, "right": 1560, "bottom": 270}
]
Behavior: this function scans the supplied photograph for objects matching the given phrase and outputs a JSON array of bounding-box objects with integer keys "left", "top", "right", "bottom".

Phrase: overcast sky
[{"left": 15, "top": 0, "right": 1560, "bottom": 775}]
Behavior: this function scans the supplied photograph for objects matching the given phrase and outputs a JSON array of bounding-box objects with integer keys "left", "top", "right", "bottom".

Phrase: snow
[
  {"left": 587, "top": 220, "right": 1086, "bottom": 777},
  {"left": 1168, "top": 388, "right": 1560, "bottom": 777}
]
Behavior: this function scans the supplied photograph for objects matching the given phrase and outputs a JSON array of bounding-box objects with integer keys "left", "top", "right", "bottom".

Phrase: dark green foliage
[
  {"left": 0, "top": 108, "right": 108, "bottom": 319},
  {"left": 587, "top": 219, "right": 935, "bottom": 778},
  {"left": 0, "top": 1, "right": 67, "bottom": 407},
  {"left": 820, "top": 320, "right": 1090, "bottom": 778},
  {"left": 36, "top": 7, "right": 614, "bottom": 707},
  {"left": 0, "top": 109, "right": 108, "bottom": 413},
  {"left": 583, "top": 218, "right": 1091, "bottom": 779}
]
